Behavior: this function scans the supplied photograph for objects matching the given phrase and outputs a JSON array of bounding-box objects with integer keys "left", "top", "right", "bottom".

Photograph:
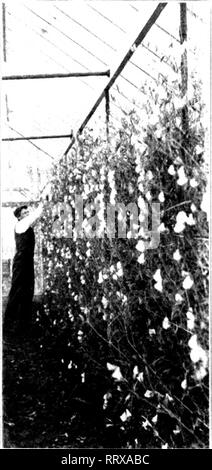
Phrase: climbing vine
[{"left": 39, "top": 67, "right": 209, "bottom": 448}]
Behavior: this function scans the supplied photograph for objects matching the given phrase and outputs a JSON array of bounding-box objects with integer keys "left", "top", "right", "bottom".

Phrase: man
[{"left": 4, "top": 201, "right": 44, "bottom": 337}]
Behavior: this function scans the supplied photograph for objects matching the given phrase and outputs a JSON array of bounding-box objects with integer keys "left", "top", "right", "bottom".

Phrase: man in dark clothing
[{"left": 4, "top": 202, "right": 43, "bottom": 336}]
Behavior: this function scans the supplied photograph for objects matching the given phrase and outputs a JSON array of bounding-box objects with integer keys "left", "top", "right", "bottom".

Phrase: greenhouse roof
[{"left": 1, "top": 1, "right": 209, "bottom": 202}]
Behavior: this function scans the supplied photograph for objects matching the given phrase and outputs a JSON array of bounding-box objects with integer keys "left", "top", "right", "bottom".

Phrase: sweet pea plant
[{"left": 39, "top": 69, "right": 209, "bottom": 448}]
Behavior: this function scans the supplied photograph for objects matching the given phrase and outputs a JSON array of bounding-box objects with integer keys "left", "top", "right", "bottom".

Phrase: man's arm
[{"left": 15, "top": 203, "right": 43, "bottom": 234}]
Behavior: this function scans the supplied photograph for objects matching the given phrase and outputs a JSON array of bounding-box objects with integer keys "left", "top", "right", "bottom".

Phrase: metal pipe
[
  {"left": 2, "top": 132, "right": 73, "bottom": 142},
  {"left": 2, "top": 70, "right": 110, "bottom": 80},
  {"left": 64, "top": 2, "right": 167, "bottom": 156}
]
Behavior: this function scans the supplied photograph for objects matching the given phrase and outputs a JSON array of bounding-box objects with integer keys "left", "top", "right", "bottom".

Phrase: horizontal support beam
[
  {"left": 2, "top": 70, "right": 110, "bottom": 80},
  {"left": 2, "top": 133, "right": 73, "bottom": 142},
  {"left": 64, "top": 2, "right": 167, "bottom": 156}
]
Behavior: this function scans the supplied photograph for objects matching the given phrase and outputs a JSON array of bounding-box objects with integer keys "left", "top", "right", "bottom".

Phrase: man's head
[{"left": 14, "top": 205, "right": 29, "bottom": 221}]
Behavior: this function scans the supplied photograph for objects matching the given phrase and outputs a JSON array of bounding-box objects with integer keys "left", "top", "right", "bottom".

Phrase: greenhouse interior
[{"left": 1, "top": 1, "right": 210, "bottom": 449}]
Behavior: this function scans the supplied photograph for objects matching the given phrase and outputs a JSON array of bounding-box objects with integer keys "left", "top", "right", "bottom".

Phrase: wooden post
[
  {"left": 2, "top": 3, "right": 6, "bottom": 62},
  {"left": 180, "top": 3, "right": 188, "bottom": 135},
  {"left": 105, "top": 89, "right": 110, "bottom": 140}
]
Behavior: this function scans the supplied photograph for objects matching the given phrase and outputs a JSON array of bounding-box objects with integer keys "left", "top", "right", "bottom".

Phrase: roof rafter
[{"left": 63, "top": 2, "right": 167, "bottom": 156}]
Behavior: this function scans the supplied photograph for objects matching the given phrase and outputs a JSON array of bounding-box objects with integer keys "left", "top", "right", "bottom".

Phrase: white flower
[
  {"left": 117, "top": 269, "right": 123, "bottom": 277},
  {"left": 122, "top": 295, "right": 127, "bottom": 304},
  {"left": 174, "top": 156, "right": 183, "bottom": 165},
  {"left": 149, "top": 328, "right": 156, "bottom": 336},
  {"left": 135, "top": 164, "right": 142, "bottom": 174},
  {"left": 186, "top": 214, "right": 195, "bottom": 226},
  {"left": 138, "top": 196, "right": 147, "bottom": 211},
  {"left": 174, "top": 223, "right": 185, "bottom": 233},
  {"left": 137, "top": 169, "right": 145, "bottom": 182},
  {"left": 162, "top": 317, "right": 170, "bottom": 330},
  {"left": 190, "top": 203, "right": 197, "bottom": 213},
  {"left": 146, "top": 191, "right": 152, "bottom": 201},
  {"left": 158, "top": 191, "right": 165, "bottom": 202},
  {"left": 188, "top": 334, "right": 198, "bottom": 350},
  {"left": 81, "top": 372, "right": 85, "bottom": 383},
  {"left": 102, "top": 296, "right": 108, "bottom": 308},
  {"left": 173, "top": 249, "right": 181, "bottom": 261},
  {"left": 186, "top": 309, "right": 195, "bottom": 330},
  {"left": 110, "top": 189, "right": 116, "bottom": 205},
  {"left": 153, "top": 269, "right": 163, "bottom": 292},
  {"left": 137, "top": 372, "right": 144, "bottom": 382},
  {"left": 183, "top": 275, "right": 193, "bottom": 290},
  {"left": 162, "top": 443, "right": 168, "bottom": 449},
  {"left": 176, "top": 211, "right": 188, "bottom": 224},
  {"left": 146, "top": 170, "right": 153, "bottom": 180},
  {"left": 173, "top": 426, "right": 181, "bottom": 435},
  {"left": 133, "top": 366, "right": 143, "bottom": 382},
  {"left": 175, "top": 293, "right": 183, "bottom": 302},
  {"left": 165, "top": 393, "right": 173, "bottom": 402},
  {"left": 103, "top": 392, "right": 112, "bottom": 409},
  {"left": 153, "top": 269, "right": 162, "bottom": 283},
  {"left": 112, "top": 274, "right": 118, "bottom": 281},
  {"left": 137, "top": 253, "right": 145, "bottom": 264},
  {"left": 136, "top": 240, "right": 146, "bottom": 252},
  {"left": 154, "top": 281, "right": 163, "bottom": 292},
  {"left": 144, "top": 390, "right": 154, "bottom": 398},
  {"left": 157, "top": 223, "right": 166, "bottom": 233},
  {"left": 108, "top": 169, "right": 115, "bottom": 184},
  {"left": 195, "top": 365, "right": 207, "bottom": 381},
  {"left": 152, "top": 414, "right": 158, "bottom": 424},
  {"left": 110, "top": 265, "right": 115, "bottom": 273},
  {"left": 138, "top": 182, "right": 144, "bottom": 192},
  {"left": 196, "top": 145, "right": 204, "bottom": 155},
  {"left": 112, "top": 366, "right": 124, "bottom": 381},
  {"left": 174, "top": 211, "right": 188, "bottom": 233},
  {"left": 188, "top": 335, "right": 208, "bottom": 367},
  {"left": 142, "top": 418, "right": 152, "bottom": 430},
  {"left": 177, "top": 166, "right": 188, "bottom": 186},
  {"left": 98, "top": 272, "right": 103, "bottom": 283},
  {"left": 190, "top": 178, "right": 198, "bottom": 188},
  {"left": 181, "top": 379, "right": 187, "bottom": 390},
  {"left": 168, "top": 164, "right": 175, "bottom": 176},
  {"left": 106, "top": 362, "right": 116, "bottom": 371},
  {"left": 120, "top": 409, "right": 131, "bottom": 422},
  {"left": 190, "top": 348, "right": 202, "bottom": 364},
  {"left": 116, "top": 262, "right": 123, "bottom": 277},
  {"left": 133, "top": 366, "right": 139, "bottom": 379}
]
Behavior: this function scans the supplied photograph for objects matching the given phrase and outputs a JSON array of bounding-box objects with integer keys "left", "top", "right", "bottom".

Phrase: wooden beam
[{"left": 63, "top": 2, "right": 167, "bottom": 156}]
